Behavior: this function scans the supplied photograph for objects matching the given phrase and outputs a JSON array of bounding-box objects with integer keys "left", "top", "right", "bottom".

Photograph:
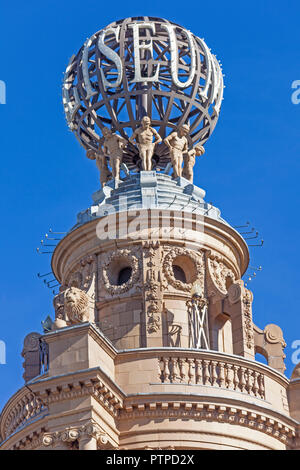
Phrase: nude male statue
[
  {"left": 182, "top": 143, "right": 205, "bottom": 183},
  {"left": 129, "top": 116, "right": 162, "bottom": 171},
  {"left": 102, "top": 127, "right": 127, "bottom": 182},
  {"left": 164, "top": 124, "right": 190, "bottom": 179},
  {"left": 86, "top": 146, "right": 112, "bottom": 188}
]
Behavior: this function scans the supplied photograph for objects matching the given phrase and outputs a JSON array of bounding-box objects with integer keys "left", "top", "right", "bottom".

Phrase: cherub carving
[{"left": 129, "top": 116, "right": 162, "bottom": 171}]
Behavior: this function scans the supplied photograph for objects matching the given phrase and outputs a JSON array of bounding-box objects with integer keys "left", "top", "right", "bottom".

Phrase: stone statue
[
  {"left": 86, "top": 146, "right": 112, "bottom": 188},
  {"left": 129, "top": 116, "right": 162, "bottom": 171},
  {"left": 64, "top": 286, "right": 89, "bottom": 324},
  {"left": 102, "top": 127, "right": 127, "bottom": 182},
  {"left": 182, "top": 143, "right": 205, "bottom": 182},
  {"left": 164, "top": 124, "right": 190, "bottom": 178}
]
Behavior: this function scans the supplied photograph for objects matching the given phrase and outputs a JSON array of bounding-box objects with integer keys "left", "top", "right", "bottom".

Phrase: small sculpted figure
[
  {"left": 182, "top": 143, "right": 205, "bottom": 183},
  {"left": 102, "top": 127, "right": 127, "bottom": 182},
  {"left": 164, "top": 124, "right": 190, "bottom": 178},
  {"left": 129, "top": 116, "right": 162, "bottom": 171},
  {"left": 86, "top": 146, "right": 112, "bottom": 187}
]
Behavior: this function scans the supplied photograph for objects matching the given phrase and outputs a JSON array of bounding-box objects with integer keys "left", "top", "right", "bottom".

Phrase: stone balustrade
[{"left": 158, "top": 354, "right": 265, "bottom": 399}]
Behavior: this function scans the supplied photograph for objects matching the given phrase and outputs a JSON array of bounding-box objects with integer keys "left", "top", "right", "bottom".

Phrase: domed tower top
[{"left": 62, "top": 16, "right": 223, "bottom": 171}]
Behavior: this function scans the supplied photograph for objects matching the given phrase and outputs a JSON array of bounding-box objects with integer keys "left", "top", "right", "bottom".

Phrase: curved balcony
[
  {"left": 0, "top": 340, "right": 293, "bottom": 447},
  {"left": 115, "top": 348, "right": 291, "bottom": 415}
]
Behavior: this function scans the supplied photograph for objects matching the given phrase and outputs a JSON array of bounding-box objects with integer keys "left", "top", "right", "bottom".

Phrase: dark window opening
[
  {"left": 117, "top": 267, "right": 132, "bottom": 285},
  {"left": 173, "top": 265, "right": 187, "bottom": 283}
]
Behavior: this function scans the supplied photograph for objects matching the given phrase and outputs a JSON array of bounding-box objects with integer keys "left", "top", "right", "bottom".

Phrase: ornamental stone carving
[
  {"left": 142, "top": 241, "right": 163, "bottom": 341},
  {"left": 146, "top": 302, "right": 161, "bottom": 334},
  {"left": 52, "top": 290, "right": 68, "bottom": 328},
  {"left": 102, "top": 248, "right": 141, "bottom": 296},
  {"left": 253, "top": 323, "right": 286, "bottom": 374},
  {"left": 162, "top": 247, "right": 204, "bottom": 292},
  {"left": 22, "top": 332, "right": 42, "bottom": 383},
  {"left": 65, "top": 254, "right": 96, "bottom": 291},
  {"left": 61, "top": 429, "right": 80, "bottom": 442},
  {"left": 64, "top": 287, "right": 90, "bottom": 324},
  {"left": 52, "top": 255, "right": 96, "bottom": 328},
  {"left": 207, "top": 254, "right": 235, "bottom": 295},
  {"left": 22, "top": 332, "right": 41, "bottom": 354},
  {"left": 242, "top": 288, "right": 254, "bottom": 350},
  {"left": 227, "top": 280, "right": 243, "bottom": 304},
  {"left": 264, "top": 324, "right": 286, "bottom": 347},
  {"left": 42, "top": 422, "right": 108, "bottom": 450},
  {"left": 3, "top": 392, "right": 46, "bottom": 439}
]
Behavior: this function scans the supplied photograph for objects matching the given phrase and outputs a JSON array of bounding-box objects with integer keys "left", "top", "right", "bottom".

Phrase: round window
[
  {"left": 117, "top": 267, "right": 132, "bottom": 285},
  {"left": 172, "top": 265, "right": 187, "bottom": 283}
]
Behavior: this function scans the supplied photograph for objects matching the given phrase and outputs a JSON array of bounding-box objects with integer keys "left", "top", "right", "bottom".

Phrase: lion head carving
[{"left": 64, "top": 287, "right": 89, "bottom": 324}]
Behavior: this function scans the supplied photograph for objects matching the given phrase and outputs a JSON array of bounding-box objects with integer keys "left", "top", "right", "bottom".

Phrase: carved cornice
[
  {"left": 119, "top": 401, "right": 295, "bottom": 446},
  {"left": 12, "top": 427, "right": 47, "bottom": 450},
  {"left": 34, "top": 375, "right": 123, "bottom": 418},
  {"left": 0, "top": 388, "right": 48, "bottom": 441},
  {"left": 1, "top": 345, "right": 295, "bottom": 450}
]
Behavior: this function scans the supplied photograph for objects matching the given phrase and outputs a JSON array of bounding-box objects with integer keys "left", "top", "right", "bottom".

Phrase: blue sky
[{"left": 0, "top": 0, "right": 300, "bottom": 410}]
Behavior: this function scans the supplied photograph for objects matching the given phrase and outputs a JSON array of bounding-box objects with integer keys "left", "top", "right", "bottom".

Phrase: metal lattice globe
[{"left": 63, "top": 16, "right": 224, "bottom": 170}]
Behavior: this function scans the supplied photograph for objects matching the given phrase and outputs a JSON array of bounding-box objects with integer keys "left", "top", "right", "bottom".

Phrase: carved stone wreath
[
  {"left": 102, "top": 249, "right": 140, "bottom": 295},
  {"left": 207, "top": 255, "right": 235, "bottom": 295},
  {"left": 162, "top": 247, "right": 204, "bottom": 292}
]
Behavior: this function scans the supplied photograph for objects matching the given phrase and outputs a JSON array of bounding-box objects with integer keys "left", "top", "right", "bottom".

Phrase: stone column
[
  {"left": 79, "top": 423, "right": 108, "bottom": 451},
  {"left": 79, "top": 435, "right": 98, "bottom": 450}
]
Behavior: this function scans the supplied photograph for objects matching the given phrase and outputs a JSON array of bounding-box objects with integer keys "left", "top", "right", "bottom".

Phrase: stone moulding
[
  {"left": 42, "top": 421, "right": 109, "bottom": 450},
  {"left": 12, "top": 427, "right": 47, "bottom": 451},
  {"left": 51, "top": 207, "right": 249, "bottom": 285},
  {"left": 1, "top": 326, "right": 297, "bottom": 449},
  {"left": 0, "top": 388, "right": 48, "bottom": 440},
  {"left": 119, "top": 400, "right": 296, "bottom": 446},
  {"left": 31, "top": 370, "right": 124, "bottom": 417}
]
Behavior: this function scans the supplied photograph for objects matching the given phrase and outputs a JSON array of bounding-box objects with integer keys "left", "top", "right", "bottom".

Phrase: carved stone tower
[{"left": 1, "top": 17, "right": 300, "bottom": 451}]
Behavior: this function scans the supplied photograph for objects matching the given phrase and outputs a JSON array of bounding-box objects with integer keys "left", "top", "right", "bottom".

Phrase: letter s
[{"left": 98, "top": 27, "right": 123, "bottom": 90}]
